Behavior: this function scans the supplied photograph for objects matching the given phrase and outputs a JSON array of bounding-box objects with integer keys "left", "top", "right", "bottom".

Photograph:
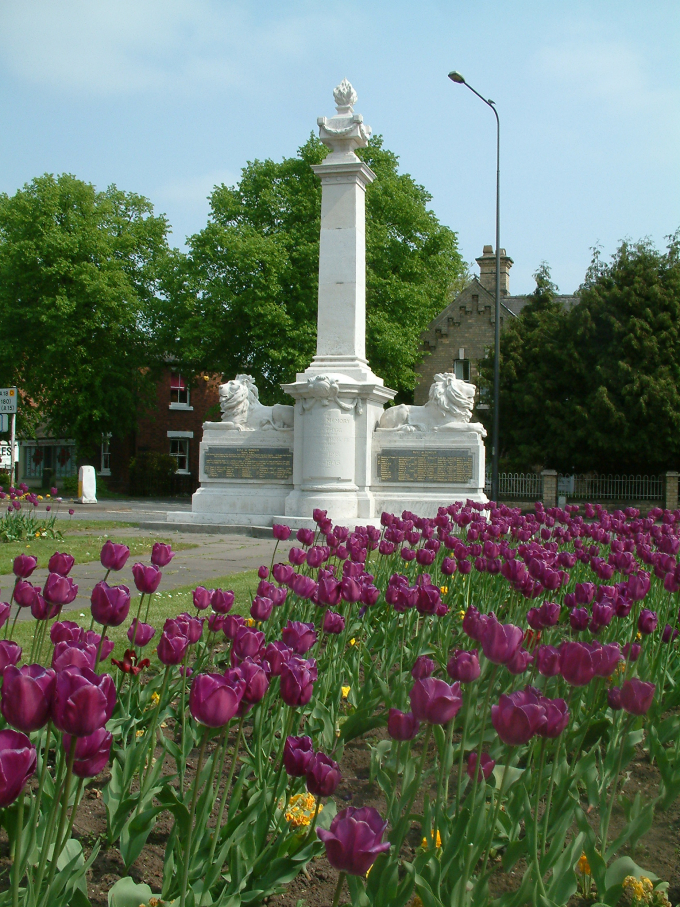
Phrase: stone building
[{"left": 414, "top": 245, "right": 578, "bottom": 405}]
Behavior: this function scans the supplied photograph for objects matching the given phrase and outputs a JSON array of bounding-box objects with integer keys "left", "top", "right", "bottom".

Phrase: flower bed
[{"left": 0, "top": 500, "right": 679, "bottom": 907}]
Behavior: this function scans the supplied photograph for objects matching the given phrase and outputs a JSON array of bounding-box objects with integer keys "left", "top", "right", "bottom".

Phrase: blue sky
[{"left": 0, "top": 0, "right": 678, "bottom": 294}]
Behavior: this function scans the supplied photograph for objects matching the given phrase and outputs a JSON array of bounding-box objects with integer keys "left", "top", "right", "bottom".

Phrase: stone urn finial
[{"left": 333, "top": 79, "right": 358, "bottom": 114}]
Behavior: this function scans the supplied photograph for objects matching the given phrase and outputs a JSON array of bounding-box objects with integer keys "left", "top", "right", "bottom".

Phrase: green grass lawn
[
  {"left": 10, "top": 570, "right": 259, "bottom": 668},
  {"left": 0, "top": 531, "right": 197, "bottom": 576}
]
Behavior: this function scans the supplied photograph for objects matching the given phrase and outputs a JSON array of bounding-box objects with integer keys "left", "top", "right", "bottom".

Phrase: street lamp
[{"left": 448, "top": 70, "right": 501, "bottom": 505}]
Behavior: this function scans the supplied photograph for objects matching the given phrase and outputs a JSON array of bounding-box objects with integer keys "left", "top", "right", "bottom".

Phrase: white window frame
[
  {"left": 170, "top": 372, "right": 193, "bottom": 410},
  {"left": 100, "top": 433, "right": 111, "bottom": 476},
  {"left": 454, "top": 358, "right": 470, "bottom": 382},
  {"left": 167, "top": 431, "right": 193, "bottom": 475}
]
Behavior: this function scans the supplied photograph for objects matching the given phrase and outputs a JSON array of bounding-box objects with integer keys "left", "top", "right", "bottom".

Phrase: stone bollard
[
  {"left": 665, "top": 471, "right": 679, "bottom": 511},
  {"left": 78, "top": 465, "right": 97, "bottom": 504},
  {"left": 541, "top": 469, "right": 557, "bottom": 509}
]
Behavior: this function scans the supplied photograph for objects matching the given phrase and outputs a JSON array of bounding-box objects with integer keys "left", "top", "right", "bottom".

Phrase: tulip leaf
[
  {"left": 107, "top": 876, "right": 154, "bottom": 907},
  {"left": 338, "top": 705, "right": 387, "bottom": 744},
  {"left": 491, "top": 764, "right": 523, "bottom": 788}
]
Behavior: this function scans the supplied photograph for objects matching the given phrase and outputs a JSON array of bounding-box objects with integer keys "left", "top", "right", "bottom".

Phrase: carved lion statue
[
  {"left": 378, "top": 372, "right": 486, "bottom": 436},
  {"left": 219, "top": 374, "right": 294, "bottom": 431}
]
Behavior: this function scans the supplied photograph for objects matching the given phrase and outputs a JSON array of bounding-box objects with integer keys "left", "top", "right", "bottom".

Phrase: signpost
[{"left": 0, "top": 389, "right": 17, "bottom": 484}]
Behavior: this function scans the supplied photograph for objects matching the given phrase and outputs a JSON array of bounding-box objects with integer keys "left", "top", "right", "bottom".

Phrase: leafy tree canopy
[
  {"left": 480, "top": 234, "right": 680, "bottom": 474},
  {"left": 0, "top": 173, "right": 172, "bottom": 455},
  {"left": 165, "top": 135, "right": 464, "bottom": 403}
]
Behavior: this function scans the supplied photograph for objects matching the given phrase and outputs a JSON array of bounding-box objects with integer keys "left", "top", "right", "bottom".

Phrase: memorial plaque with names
[
  {"left": 204, "top": 447, "right": 293, "bottom": 481},
  {"left": 376, "top": 448, "right": 473, "bottom": 484}
]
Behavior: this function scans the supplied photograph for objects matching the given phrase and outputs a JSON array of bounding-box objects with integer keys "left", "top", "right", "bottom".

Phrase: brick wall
[{"left": 110, "top": 369, "right": 221, "bottom": 493}]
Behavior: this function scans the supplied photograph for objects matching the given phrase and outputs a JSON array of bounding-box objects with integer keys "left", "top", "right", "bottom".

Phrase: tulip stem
[
  {"left": 434, "top": 718, "right": 456, "bottom": 845},
  {"left": 179, "top": 727, "right": 210, "bottom": 907},
  {"left": 540, "top": 689, "right": 573, "bottom": 859},
  {"left": 530, "top": 739, "right": 548, "bottom": 898},
  {"left": 600, "top": 715, "right": 632, "bottom": 856},
  {"left": 204, "top": 717, "right": 244, "bottom": 888},
  {"left": 11, "top": 790, "right": 25, "bottom": 907},
  {"left": 94, "top": 626, "right": 108, "bottom": 671},
  {"left": 482, "top": 748, "right": 513, "bottom": 872},
  {"left": 469, "top": 664, "right": 498, "bottom": 811},
  {"left": 22, "top": 721, "right": 53, "bottom": 876},
  {"left": 41, "top": 735, "right": 78, "bottom": 906},
  {"left": 331, "top": 871, "right": 346, "bottom": 907},
  {"left": 143, "top": 591, "right": 154, "bottom": 624},
  {"left": 386, "top": 740, "right": 402, "bottom": 825},
  {"left": 179, "top": 648, "right": 190, "bottom": 791},
  {"left": 453, "top": 682, "right": 474, "bottom": 814},
  {"left": 137, "top": 664, "right": 171, "bottom": 813},
  {"left": 267, "top": 709, "right": 295, "bottom": 829}
]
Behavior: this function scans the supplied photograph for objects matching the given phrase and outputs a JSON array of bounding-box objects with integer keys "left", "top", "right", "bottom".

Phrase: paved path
[{"left": 4, "top": 519, "right": 278, "bottom": 621}]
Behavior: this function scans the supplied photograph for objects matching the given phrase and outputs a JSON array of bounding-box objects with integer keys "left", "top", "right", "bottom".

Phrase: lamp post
[{"left": 448, "top": 70, "right": 501, "bottom": 505}]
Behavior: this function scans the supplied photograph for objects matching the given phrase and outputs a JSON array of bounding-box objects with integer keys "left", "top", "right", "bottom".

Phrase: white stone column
[{"left": 282, "top": 81, "right": 395, "bottom": 522}]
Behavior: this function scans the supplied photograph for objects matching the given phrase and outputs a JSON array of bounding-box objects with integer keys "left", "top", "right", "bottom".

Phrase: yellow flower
[
  {"left": 244, "top": 618, "right": 256, "bottom": 627},
  {"left": 349, "top": 638, "right": 356, "bottom": 646},
  {"left": 150, "top": 691, "right": 160, "bottom": 706},
  {"left": 136, "top": 729, "right": 145, "bottom": 737},
  {"left": 37, "top": 495, "right": 43, "bottom": 501},
  {"left": 46, "top": 494, "right": 51, "bottom": 499},
  {"left": 623, "top": 875, "right": 645, "bottom": 899},
  {"left": 283, "top": 792, "right": 321, "bottom": 828},
  {"left": 421, "top": 829, "right": 442, "bottom": 849},
  {"left": 636, "top": 631, "right": 642, "bottom": 640},
  {"left": 440, "top": 585, "right": 448, "bottom": 594},
  {"left": 35, "top": 532, "right": 40, "bottom": 537},
  {"left": 410, "top": 897, "right": 424, "bottom": 907},
  {"left": 458, "top": 610, "right": 466, "bottom": 620},
  {"left": 341, "top": 685, "right": 350, "bottom": 699},
  {"left": 578, "top": 852, "right": 591, "bottom": 876}
]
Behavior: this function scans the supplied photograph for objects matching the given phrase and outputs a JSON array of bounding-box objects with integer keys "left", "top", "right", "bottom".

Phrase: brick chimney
[{"left": 475, "top": 245, "right": 513, "bottom": 296}]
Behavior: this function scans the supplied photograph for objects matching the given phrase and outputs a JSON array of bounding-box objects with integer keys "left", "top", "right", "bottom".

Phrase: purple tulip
[
  {"left": 127, "top": 619, "right": 156, "bottom": 648},
  {"left": 462, "top": 607, "right": 487, "bottom": 642},
  {"left": 623, "top": 642, "right": 642, "bottom": 662},
  {"left": 0, "top": 729, "right": 37, "bottom": 807},
  {"left": 250, "top": 595, "right": 273, "bottom": 622},
  {"left": 535, "top": 645, "right": 561, "bottom": 677},
  {"left": 62, "top": 727, "right": 113, "bottom": 777},
  {"left": 296, "top": 528, "right": 315, "bottom": 547},
  {"left": 446, "top": 649, "right": 481, "bottom": 684},
  {"left": 289, "top": 547, "right": 307, "bottom": 566},
  {"left": 131, "top": 563, "right": 162, "bottom": 595},
  {"left": 100, "top": 541, "right": 130, "bottom": 572},
  {"left": 50, "top": 620, "right": 82, "bottom": 645},
  {"left": 539, "top": 697, "right": 570, "bottom": 738},
  {"left": 52, "top": 667, "right": 116, "bottom": 736},
  {"left": 48, "top": 551, "right": 75, "bottom": 576},
  {"left": 31, "top": 594, "right": 60, "bottom": 621},
  {"left": 272, "top": 563, "right": 294, "bottom": 585},
  {"left": 189, "top": 671, "right": 246, "bottom": 726},
  {"left": 13, "top": 581, "right": 37, "bottom": 609},
  {"left": 387, "top": 709, "right": 420, "bottom": 741},
  {"left": 506, "top": 647, "right": 534, "bottom": 675},
  {"left": 638, "top": 609, "right": 658, "bottom": 635},
  {"left": 239, "top": 657, "right": 269, "bottom": 706},
  {"left": 263, "top": 641, "right": 292, "bottom": 677},
  {"left": 591, "top": 601, "right": 614, "bottom": 628},
  {"left": 211, "top": 589, "right": 234, "bottom": 614},
  {"left": 1, "top": 664, "right": 56, "bottom": 733},
  {"left": 306, "top": 751, "right": 341, "bottom": 797},
  {"left": 283, "top": 735, "right": 315, "bottom": 776},
  {"left": 491, "top": 688, "right": 548, "bottom": 745},
  {"left": 569, "top": 607, "right": 590, "bottom": 632},
  {"left": 317, "top": 575, "right": 342, "bottom": 607},
  {"left": 157, "top": 625, "right": 190, "bottom": 665},
  {"left": 222, "top": 614, "right": 245, "bottom": 640},
  {"left": 43, "top": 574, "right": 78, "bottom": 606},
  {"left": 341, "top": 576, "right": 362, "bottom": 603},
  {"left": 273, "top": 523, "right": 292, "bottom": 541},
  {"left": 175, "top": 613, "right": 205, "bottom": 645},
  {"left": 0, "top": 602, "right": 10, "bottom": 629},
  {"left": 52, "top": 641, "right": 97, "bottom": 672},
  {"left": 280, "top": 657, "right": 316, "bottom": 707},
  {"left": 151, "top": 543, "right": 174, "bottom": 567},
  {"left": 662, "top": 623, "right": 679, "bottom": 644},
  {"left": 559, "top": 641, "right": 596, "bottom": 686},
  {"left": 467, "top": 751, "right": 496, "bottom": 781},
  {"left": 189, "top": 586, "right": 211, "bottom": 611},
  {"left": 410, "top": 678, "right": 462, "bottom": 725},
  {"left": 0, "top": 641, "right": 22, "bottom": 676},
  {"left": 575, "top": 582, "right": 596, "bottom": 605},
  {"left": 13, "top": 554, "right": 37, "bottom": 579},
  {"left": 322, "top": 610, "right": 345, "bottom": 634},
  {"left": 411, "top": 655, "right": 436, "bottom": 680},
  {"left": 620, "top": 678, "right": 655, "bottom": 715},
  {"left": 90, "top": 581, "right": 131, "bottom": 627},
  {"left": 608, "top": 687, "right": 623, "bottom": 710},
  {"left": 479, "top": 617, "right": 524, "bottom": 665},
  {"left": 591, "top": 642, "right": 623, "bottom": 678},
  {"left": 232, "top": 627, "right": 265, "bottom": 662},
  {"left": 626, "top": 572, "right": 651, "bottom": 601},
  {"left": 82, "top": 632, "right": 114, "bottom": 662},
  {"left": 317, "top": 807, "right": 390, "bottom": 876},
  {"left": 290, "top": 574, "right": 317, "bottom": 600},
  {"left": 282, "top": 620, "right": 317, "bottom": 655}
]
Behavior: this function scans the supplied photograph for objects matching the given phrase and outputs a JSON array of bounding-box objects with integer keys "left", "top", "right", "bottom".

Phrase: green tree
[
  {"left": 481, "top": 235, "right": 680, "bottom": 474},
  {"left": 0, "top": 173, "right": 172, "bottom": 454},
  {"left": 168, "top": 135, "right": 464, "bottom": 402}
]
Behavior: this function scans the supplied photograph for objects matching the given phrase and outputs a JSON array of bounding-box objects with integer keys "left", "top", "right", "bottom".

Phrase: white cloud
[{"left": 0, "top": 0, "right": 335, "bottom": 96}]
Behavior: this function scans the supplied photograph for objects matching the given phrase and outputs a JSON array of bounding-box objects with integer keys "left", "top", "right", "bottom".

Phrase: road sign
[
  {"left": 0, "top": 414, "right": 7, "bottom": 432},
  {"left": 0, "top": 388, "right": 17, "bottom": 414}
]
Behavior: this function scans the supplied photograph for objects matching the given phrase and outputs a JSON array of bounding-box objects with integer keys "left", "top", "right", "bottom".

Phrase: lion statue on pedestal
[
  {"left": 378, "top": 372, "right": 486, "bottom": 436},
  {"left": 218, "top": 375, "right": 294, "bottom": 431}
]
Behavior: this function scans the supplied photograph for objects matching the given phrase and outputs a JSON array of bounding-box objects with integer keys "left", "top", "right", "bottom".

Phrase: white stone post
[{"left": 282, "top": 81, "right": 395, "bottom": 522}]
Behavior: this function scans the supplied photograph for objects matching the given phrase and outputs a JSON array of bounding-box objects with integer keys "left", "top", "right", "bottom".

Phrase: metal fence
[
  {"left": 484, "top": 471, "right": 543, "bottom": 500},
  {"left": 559, "top": 473, "right": 664, "bottom": 502}
]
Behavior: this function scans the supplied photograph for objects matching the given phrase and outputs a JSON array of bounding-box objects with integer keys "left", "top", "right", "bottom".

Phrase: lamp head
[{"left": 448, "top": 71, "right": 466, "bottom": 84}]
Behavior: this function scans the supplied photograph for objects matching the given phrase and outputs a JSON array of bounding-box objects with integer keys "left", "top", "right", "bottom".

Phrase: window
[
  {"left": 55, "top": 446, "right": 76, "bottom": 478},
  {"left": 170, "top": 438, "right": 190, "bottom": 473},
  {"left": 170, "top": 372, "right": 191, "bottom": 408},
  {"left": 100, "top": 434, "right": 111, "bottom": 476},
  {"left": 454, "top": 359, "right": 470, "bottom": 382}
]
